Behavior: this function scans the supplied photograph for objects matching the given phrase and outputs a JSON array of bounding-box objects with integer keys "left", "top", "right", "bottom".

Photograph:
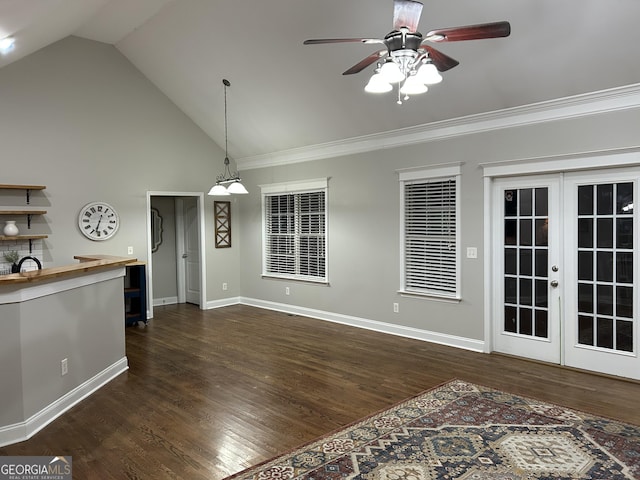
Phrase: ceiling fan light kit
[
  {"left": 304, "top": 0, "right": 510, "bottom": 104},
  {"left": 208, "top": 79, "right": 248, "bottom": 196}
]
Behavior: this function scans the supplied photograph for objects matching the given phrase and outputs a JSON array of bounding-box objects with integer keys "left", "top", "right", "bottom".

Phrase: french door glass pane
[
  {"left": 535, "top": 250, "right": 547, "bottom": 277},
  {"left": 505, "top": 248, "right": 517, "bottom": 274},
  {"left": 520, "top": 249, "right": 532, "bottom": 276},
  {"left": 576, "top": 182, "right": 634, "bottom": 353},
  {"left": 535, "top": 188, "right": 548, "bottom": 216},
  {"left": 578, "top": 185, "right": 593, "bottom": 215},
  {"left": 578, "top": 219, "right": 593, "bottom": 248},
  {"left": 617, "top": 320, "right": 633, "bottom": 352},
  {"left": 503, "top": 187, "right": 549, "bottom": 339}
]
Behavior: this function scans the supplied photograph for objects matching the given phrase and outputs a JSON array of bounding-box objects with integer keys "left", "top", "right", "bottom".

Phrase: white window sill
[{"left": 398, "top": 290, "right": 462, "bottom": 304}]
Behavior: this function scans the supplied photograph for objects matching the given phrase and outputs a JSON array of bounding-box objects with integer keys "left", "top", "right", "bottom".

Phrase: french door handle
[
  {"left": 182, "top": 253, "right": 188, "bottom": 259},
  {"left": 550, "top": 280, "right": 558, "bottom": 287}
]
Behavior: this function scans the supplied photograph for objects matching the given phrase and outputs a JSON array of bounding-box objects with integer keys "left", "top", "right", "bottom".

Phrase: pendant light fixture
[{"left": 208, "top": 79, "right": 248, "bottom": 196}]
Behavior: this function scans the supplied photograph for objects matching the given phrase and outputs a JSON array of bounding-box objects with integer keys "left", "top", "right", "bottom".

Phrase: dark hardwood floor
[{"left": 2, "top": 304, "right": 639, "bottom": 479}]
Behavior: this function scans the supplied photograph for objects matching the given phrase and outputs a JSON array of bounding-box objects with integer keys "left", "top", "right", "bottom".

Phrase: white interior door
[
  {"left": 492, "top": 175, "right": 562, "bottom": 364},
  {"left": 175, "top": 197, "right": 201, "bottom": 306},
  {"left": 491, "top": 170, "right": 639, "bottom": 380}
]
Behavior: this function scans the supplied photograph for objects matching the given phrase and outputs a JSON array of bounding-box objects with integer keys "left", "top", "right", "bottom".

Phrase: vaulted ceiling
[{"left": 2, "top": 0, "right": 640, "bottom": 163}]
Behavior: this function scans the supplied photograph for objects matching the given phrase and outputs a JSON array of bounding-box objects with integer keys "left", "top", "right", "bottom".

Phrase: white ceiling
[{"left": 2, "top": 0, "right": 640, "bottom": 162}]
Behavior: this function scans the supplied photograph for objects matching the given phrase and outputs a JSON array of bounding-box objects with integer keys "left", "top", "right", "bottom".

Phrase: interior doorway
[{"left": 146, "top": 192, "right": 207, "bottom": 320}]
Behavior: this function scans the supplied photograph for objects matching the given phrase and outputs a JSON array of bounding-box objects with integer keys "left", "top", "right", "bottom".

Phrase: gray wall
[
  {"left": 237, "top": 107, "right": 640, "bottom": 341},
  {"left": 0, "top": 36, "right": 241, "bottom": 303},
  {"left": 2, "top": 34, "right": 640, "bottom": 347}
]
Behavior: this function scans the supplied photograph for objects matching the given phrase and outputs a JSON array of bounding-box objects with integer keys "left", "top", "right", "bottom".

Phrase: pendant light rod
[
  {"left": 223, "top": 78, "right": 230, "bottom": 162},
  {"left": 208, "top": 78, "right": 248, "bottom": 195}
]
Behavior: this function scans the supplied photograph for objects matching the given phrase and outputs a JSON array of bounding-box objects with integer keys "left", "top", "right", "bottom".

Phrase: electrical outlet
[
  {"left": 393, "top": 303, "right": 399, "bottom": 313},
  {"left": 466, "top": 247, "right": 478, "bottom": 259},
  {"left": 222, "top": 282, "right": 228, "bottom": 291},
  {"left": 127, "top": 246, "right": 133, "bottom": 255},
  {"left": 61, "top": 358, "right": 68, "bottom": 376},
  {"left": 285, "top": 287, "right": 290, "bottom": 295}
]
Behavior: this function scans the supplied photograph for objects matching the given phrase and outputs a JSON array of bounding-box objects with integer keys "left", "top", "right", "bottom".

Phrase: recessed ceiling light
[{"left": 0, "top": 37, "right": 16, "bottom": 53}]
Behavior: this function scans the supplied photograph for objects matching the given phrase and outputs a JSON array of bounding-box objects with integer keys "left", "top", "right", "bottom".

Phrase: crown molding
[{"left": 236, "top": 83, "right": 640, "bottom": 171}]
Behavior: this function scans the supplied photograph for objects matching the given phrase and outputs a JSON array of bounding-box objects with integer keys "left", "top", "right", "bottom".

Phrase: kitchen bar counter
[
  {"left": 0, "top": 254, "right": 135, "bottom": 285},
  {"left": 0, "top": 254, "right": 134, "bottom": 447}
]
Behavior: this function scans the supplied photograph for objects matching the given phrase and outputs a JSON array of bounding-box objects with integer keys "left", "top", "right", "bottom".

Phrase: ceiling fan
[{"left": 304, "top": 0, "right": 510, "bottom": 102}]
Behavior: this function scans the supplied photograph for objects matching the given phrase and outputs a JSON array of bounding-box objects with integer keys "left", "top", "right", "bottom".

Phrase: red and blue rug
[{"left": 227, "top": 380, "right": 639, "bottom": 480}]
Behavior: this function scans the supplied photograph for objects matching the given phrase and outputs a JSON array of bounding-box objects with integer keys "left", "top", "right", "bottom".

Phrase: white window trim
[
  {"left": 399, "top": 163, "right": 462, "bottom": 301},
  {"left": 260, "top": 178, "right": 329, "bottom": 284}
]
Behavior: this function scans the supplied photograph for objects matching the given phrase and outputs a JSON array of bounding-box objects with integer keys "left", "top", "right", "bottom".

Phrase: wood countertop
[{"left": 0, "top": 255, "right": 137, "bottom": 285}]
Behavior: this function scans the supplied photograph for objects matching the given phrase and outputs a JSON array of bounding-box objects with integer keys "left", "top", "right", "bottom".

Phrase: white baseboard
[
  {"left": 239, "top": 297, "right": 485, "bottom": 353},
  {"left": 153, "top": 296, "right": 178, "bottom": 307},
  {"left": 205, "top": 296, "right": 242, "bottom": 309},
  {"left": 0, "top": 357, "right": 129, "bottom": 448}
]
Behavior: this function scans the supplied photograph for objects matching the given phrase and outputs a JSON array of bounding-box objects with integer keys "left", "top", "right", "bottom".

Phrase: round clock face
[{"left": 78, "top": 202, "right": 120, "bottom": 241}]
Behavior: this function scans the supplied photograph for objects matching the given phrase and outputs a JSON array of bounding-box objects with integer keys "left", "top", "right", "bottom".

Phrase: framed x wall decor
[{"left": 214, "top": 201, "right": 231, "bottom": 248}]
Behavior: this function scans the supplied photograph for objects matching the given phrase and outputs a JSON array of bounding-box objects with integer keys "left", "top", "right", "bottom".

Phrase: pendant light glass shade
[
  {"left": 227, "top": 181, "right": 249, "bottom": 194},
  {"left": 208, "top": 184, "right": 230, "bottom": 196}
]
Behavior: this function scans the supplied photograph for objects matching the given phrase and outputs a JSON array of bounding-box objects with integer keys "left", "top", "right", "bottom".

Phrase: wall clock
[{"left": 78, "top": 201, "right": 120, "bottom": 241}]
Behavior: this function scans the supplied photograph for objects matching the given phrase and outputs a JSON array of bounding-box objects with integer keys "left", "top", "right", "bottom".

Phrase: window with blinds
[
  {"left": 263, "top": 187, "right": 326, "bottom": 282},
  {"left": 400, "top": 167, "right": 460, "bottom": 299}
]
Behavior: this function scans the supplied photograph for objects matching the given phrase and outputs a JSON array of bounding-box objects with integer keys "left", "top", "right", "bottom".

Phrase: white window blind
[
  {"left": 401, "top": 170, "right": 460, "bottom": 299},
  {"left": 263, "top": 181, "right": 327, "bottom": 282}
]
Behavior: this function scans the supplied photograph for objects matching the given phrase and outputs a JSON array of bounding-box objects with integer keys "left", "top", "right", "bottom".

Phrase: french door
[{"left": 492, "top": 170, "right": 639, "bottom": 380}]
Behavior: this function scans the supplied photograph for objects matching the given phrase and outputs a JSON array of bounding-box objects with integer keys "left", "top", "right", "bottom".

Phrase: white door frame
[
  {"left": 482, "top": 147, "right": 640, "bottom": 375},
  {"left": 175, "top": 197, "right": 187, "bottom": 304},
  {"left": 146, "top": 191, "right": 207, "bottom": 319}
]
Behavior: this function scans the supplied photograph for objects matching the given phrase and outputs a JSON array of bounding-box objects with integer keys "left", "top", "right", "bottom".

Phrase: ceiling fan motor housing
[{"left": 384, "top": 30, "right": 423, "bottom": 51}]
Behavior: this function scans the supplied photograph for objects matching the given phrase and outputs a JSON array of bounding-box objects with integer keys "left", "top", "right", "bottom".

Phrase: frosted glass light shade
[
  {"left": 0, "top": 37, "right": 15, "bottom": 53},
  {"left": 208, "top": 184, "right": 229, "bottom": 196},
  {"left": 417, "top": 62, "right": 442, "bottom": 85},
  {"left": 227, "top": 181, "right": 249, "bottom": 194},
  {"left": 400, "top": 75, "right": 428, "bottom": 95},
  {"left": 365, "top": 73, "right": 392, "bottom": 93},
  {"left": 379, "top": 60, "right": 405, "bottom": 84}
]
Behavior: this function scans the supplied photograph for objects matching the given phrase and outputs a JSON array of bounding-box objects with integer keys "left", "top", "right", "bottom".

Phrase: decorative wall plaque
[{"left": 214, "top": 201, "right": 231, "bottom": 248}]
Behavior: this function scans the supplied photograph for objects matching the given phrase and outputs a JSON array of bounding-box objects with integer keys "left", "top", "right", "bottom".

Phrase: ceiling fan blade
[
  {"left": 393, "top": 0, "right": 423, "bottom": 32},
  {"left": 342, "top": 51, "right": 388, "bottom": 75},
  {"left": 422, "top": 46, "right": 459, "bottom": 72},
  {"left": 304, "top": 38, "right": 383, "bottom": 45},
  {"left": 425, "top": 21, "right": 511, "bottom": 42}
]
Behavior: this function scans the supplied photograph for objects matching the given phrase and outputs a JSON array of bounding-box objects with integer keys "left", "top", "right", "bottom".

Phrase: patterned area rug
[{"left": 226, "top": 380, "right": 640, "bottom": 480}]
